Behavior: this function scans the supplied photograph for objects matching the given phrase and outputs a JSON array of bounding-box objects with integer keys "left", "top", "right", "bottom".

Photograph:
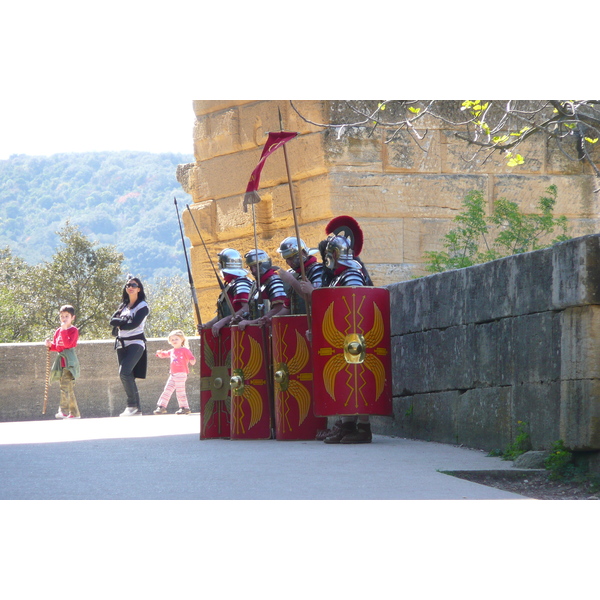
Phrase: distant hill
[{"left": 0, "top": 151, "right": 195, "bottom": 281}]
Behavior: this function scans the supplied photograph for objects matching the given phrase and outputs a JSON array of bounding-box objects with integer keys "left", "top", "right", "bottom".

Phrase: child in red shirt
[
  {"left": 153, "top": 330, "right": 196, "bottom": 415},
  {"left": 45, "top": 305, "right": 81, "bottom": 419}
]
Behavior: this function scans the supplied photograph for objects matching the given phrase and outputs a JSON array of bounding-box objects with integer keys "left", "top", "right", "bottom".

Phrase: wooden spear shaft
[
  {"left": 42, "top": 346, "right": 51, "bottom": 414},
  {"left": 186, "top": 204, "right": 236, "bottom": 318},
  {"left": 278, "top": 109, "right": 312, "bottom": 330}
]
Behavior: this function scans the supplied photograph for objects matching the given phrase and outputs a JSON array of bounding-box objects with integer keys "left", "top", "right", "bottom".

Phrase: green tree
[
  {"left": 144, "top": 274, "right": 197, "bottom": 339},
  {"left": 0, "top": 247, "right": 40, "bottom": 341},
  {"left": 36, "top": 222, "right": 126, "bottom": 339},
  {"left": 423, "top": 185, "right": 570, "bottom": 273}
]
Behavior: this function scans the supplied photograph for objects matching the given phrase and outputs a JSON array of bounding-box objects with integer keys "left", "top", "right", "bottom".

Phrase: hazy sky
[
  {"left": 1, "top": 2, "right": 588, "bottom": 161},
  {"left": 0, "top": 2, "right": 264, "bottom": 160}
]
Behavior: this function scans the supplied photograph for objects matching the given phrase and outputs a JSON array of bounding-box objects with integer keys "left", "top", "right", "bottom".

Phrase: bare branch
[{"left": 289, "top": 100, "right": 600, "bottom": 189}]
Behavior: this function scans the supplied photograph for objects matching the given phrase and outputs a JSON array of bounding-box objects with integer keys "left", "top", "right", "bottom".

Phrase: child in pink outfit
[{"left": 154, "top": 330, "right": 196, "bottom": 415}]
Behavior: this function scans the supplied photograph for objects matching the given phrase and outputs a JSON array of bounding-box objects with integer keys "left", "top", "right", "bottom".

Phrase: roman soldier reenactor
[
  {"left": 312, "top": 216, "right": 393, "bottom": 444},
  {"left": 201, "top": 248, "right": 252, "bottom": 337},
  {"left": 276, "top": 236, "right": 324, "bottom": 315}
]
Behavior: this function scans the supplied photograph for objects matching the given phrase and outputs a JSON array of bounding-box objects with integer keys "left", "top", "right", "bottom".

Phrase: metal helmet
[
  {"left": 277, "top": 236, "right": 318, "bottom": 260},
  {"left": 217, "top": 248, "right": 247, "bottom": 277},
  {"left": 324, "top": 234, "right": 361, "bottom": 270},
  {"left": 244, "top": 248, "right": 272, "bottom": 276}
]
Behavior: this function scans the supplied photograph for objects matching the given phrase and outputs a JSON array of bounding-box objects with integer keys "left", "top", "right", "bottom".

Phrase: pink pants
[{"left": 157, "top": 372, "right": 189, "bottom": 408}]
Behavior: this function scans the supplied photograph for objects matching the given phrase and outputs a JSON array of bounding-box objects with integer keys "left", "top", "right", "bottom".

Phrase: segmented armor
[
  {"left": 285, "top": 257, "right": 324, "bottom": 314},
  {"left": 217, "top": 275, "right": 252, "bottom": 319},
  {"left": 329, "top": 266, "right": 367, "bottom": 288},
  {"left": 248, "top": 270, "right": 287, "bottom": 319}
]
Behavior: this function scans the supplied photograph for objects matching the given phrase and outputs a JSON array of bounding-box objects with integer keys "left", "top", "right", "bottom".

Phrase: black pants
[{"left": 117, "top": 344, "right": 145, "bottom": 408}]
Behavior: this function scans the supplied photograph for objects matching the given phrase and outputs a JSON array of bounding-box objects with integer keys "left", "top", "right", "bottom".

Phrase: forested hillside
[{"left": 0, "top": 151, "right": 194, "bottom": 281}]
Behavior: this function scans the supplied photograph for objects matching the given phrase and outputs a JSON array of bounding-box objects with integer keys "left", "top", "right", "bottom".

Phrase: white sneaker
[
  {"left": 55, "top": 411, "right": 68, "bottom": 419},
  {"left": 120, "top": 407, "right": 142, "bottom": 417}
]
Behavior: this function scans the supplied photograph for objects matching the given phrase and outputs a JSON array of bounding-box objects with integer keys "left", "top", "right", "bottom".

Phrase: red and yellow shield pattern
[
  {"left": 200, "top": 327, "right": 232, "bottom": 439},
  {"left": 271, "top": 315, "right": 327, "bottom": 440},
  {"left": 311, "top": 286, "right": 392, "bottom": 417},
  {"left": 230, "top": 324, "right": 273, "bottom": 439}
]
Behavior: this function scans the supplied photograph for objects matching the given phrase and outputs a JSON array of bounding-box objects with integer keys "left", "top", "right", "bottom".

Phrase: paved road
[{"left": 0, "top": 414, "right": 529, "bottom": 500}]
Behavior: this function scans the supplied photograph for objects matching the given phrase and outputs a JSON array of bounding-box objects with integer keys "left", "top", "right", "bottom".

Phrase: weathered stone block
[
  {"left": 442, "top": 129, "right": 545, "bottom": 175},
  {"left": 455, "top": 387, "right": 513, "bottom": 451},
  {"left": 511, "top": 312, "right": 561, "bottom": 385},
  {"left": 402, "top": 218, "right": 455, "bottom": 264},
  {"left": 351, "top": 218, "right": 404, "bottom": 264},
  {"left": 560, "top": 306, "right": 600, "bottom": 380},
  {"left": 551, "top": 234, "right": 600, "bottom": 308},
  {"left": 193, "top": 100, "right": 251, "bottom": 117},
  {"left": 392, "top": 392, "right": 460, "bottom": 445},
  {"left": 183, "top": 201, "right": 214, "bottom": 246},
  {"left": 328, "top": 172, "right": 487, "bottom": 219},
  {"left": 369, "top": 263, "right": 414, "bottom": 287},
  {"left": 324, "top": 130, "right": 383, "bottom": 170},
  {"left": 463, "top": 250, "right": 554, "bottom": 323},
  {"left": 382, "top": 130, "right": 441, "bottom": 173},
  {"left": 193, "top": 108, "right": 242, "bottom": 162},
  {"left": 469, "top": 319, "right": 514, "bottom": 388},
  {"left": 389, "top": 268, "right": 469, "bottom": 335},
  {"left": 492, "top": 174, "right": 598, "bottom": 216},
  {"left": 512, "top": 382, "right": 561, "bottom": 449},
  {"left": 560, "top": 379, "right": 600, "bottom": 451}
]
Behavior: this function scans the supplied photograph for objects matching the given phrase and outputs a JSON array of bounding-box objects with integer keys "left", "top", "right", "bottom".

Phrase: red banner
[{"left": 244, "top": 131, "right": 297, "bottom": 210}]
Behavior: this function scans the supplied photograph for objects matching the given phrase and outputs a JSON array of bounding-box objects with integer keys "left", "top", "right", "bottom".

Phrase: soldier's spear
[
  {"left": 277, "top": 107, "right": 312, "bottom": 330},
  {"left": 174, "top": 197, "right": 203, "bottom": 329},
  {"left": 186, "top": 204, "right": 236, "bottom": 317}
]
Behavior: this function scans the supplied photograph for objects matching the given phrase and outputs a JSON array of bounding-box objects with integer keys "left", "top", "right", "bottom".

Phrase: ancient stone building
[{"left": 176, "top": 100, "right": 600, "bottom": 323}]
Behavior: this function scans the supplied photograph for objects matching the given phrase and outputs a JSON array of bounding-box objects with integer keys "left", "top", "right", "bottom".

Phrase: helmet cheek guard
[{"left": 324, "top": 234, "right": 354, "bottom": 269}]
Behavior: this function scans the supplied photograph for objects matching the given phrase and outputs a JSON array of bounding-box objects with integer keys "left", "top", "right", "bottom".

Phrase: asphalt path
[
  {"left": 5, "top": 415, "right": 592, "bottom": 600},
  {"left": 0, "top": 414, "right": 528, "bottom": 500}
]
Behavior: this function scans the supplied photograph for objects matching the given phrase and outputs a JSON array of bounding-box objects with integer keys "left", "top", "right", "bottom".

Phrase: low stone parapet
[
  {"left": 374, "top": 233, "right": 600, "bottom": 454},
  {"left": 0, "top": 338, "right": 201, "bottom": 421}
]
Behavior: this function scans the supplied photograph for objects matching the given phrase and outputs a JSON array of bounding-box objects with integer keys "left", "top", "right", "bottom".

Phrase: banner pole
[{"left": 278, "top": 107, "right": 312, "bottom": 330}]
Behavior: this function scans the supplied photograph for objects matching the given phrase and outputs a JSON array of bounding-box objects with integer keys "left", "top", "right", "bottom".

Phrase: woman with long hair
[{"left": 109, "top": 276, "right": 149, "bottom": 416}]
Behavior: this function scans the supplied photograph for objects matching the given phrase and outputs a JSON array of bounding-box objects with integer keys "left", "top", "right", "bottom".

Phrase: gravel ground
[{"left": 448, "top": 470, "right": 600, "bottom": 500}]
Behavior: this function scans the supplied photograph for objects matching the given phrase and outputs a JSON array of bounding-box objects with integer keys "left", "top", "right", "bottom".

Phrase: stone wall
[
  {"left": 371, "top": 233, "right": 600, "bottom": 454},
  {"left": 176, "top": 100, "right": 600, "bottom": 325},
  {"left": 0, "top": 338, "right": 201, "bottom": 422}
]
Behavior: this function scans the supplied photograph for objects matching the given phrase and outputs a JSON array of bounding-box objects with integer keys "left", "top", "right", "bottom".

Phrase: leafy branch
[{"left": 423, "top": 185, "right": 570, "bottom": 273}]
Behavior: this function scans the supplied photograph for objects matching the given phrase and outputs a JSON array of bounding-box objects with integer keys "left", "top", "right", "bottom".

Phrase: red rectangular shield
[
  {"left": 230, "top": 324, "right": 273, "bottom": 439},
  {"left": 311, "top": 286, "right": 393, "bottom": 417},
  {"left": 200, "top": 327, "right": 232, "bottom": 439},
  {"left": 272, "top": 315, "right": 327, "bottom": 440}
]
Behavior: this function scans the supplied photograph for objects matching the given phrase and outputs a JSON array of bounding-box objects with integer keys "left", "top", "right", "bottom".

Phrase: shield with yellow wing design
[
  {"left": 311, "top": 286, "right": 392, "bottom": 417},
  {"left": 272, "top": 315, "right": 327, "bottom": 440},
  {"left": 229, "top": 324, "right": 272, "bottom": 439},
  {"left": 200, "top": 326, "right": 232, "bottom": 440}
]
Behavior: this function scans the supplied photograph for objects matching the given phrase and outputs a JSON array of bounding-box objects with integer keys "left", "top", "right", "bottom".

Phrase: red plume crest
[{"left": 325, "top": 215, "right": 364, "bottom": 257}]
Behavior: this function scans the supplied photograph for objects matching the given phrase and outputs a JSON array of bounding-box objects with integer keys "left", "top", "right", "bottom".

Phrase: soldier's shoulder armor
[{"left": 331, "top": 268, "right": 366, "bottom": 287}]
